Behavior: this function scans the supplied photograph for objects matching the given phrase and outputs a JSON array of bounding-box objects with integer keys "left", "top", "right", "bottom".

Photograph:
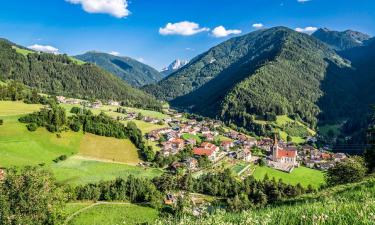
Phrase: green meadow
[
  {"left": 252, "top": 166, "right": 325, "bottom": 188},
  {"left": 65, "top": 203, "right": 159, "bottom": 225},
  {"left": 52, "top": 156, "right": 163, "bottom": 186}
]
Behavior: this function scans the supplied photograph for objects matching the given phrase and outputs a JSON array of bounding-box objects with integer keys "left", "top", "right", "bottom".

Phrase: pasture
[
  {"left": 65, "top": 203, "right": 159, "bottom": 225},
  {"left": 78, "top": 133, "right": 140, "bottom": 165},
  {"left": 52, "top": 156, "right": 163, "bottom": 185},
  {"left": 252, "top": 166, "right": 325, "bottom": 188}
]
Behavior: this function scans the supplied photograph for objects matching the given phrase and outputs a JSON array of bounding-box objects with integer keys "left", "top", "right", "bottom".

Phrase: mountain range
[
  {"left": 75, "top": 51, "right": 163, "bottom": 87},
  {"left": 161, "top": 59, "right": 189, "bottom": 77},
  {"left": 144, "top": 26, "right": 374, "bottom": 143}
]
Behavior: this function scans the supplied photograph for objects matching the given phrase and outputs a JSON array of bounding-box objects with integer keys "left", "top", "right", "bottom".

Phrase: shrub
[
  {"left": 325, "top": 156, "right": 367, "bottom": 186},
  {"left": 26, "top": 123, "right": 38, "bottom": 132},
  {"left": 0, "top": 119, "right": 3, "bottom": 125}
]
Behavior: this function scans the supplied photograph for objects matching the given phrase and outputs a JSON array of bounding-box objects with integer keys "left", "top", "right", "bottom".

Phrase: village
[{"left": 56, "top": 95, "right": 348, "bottom": 175}]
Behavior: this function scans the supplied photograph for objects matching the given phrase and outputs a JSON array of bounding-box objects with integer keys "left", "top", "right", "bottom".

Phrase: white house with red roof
[{"left": 193, "top": 142, "right": 219, "bottom": 161}]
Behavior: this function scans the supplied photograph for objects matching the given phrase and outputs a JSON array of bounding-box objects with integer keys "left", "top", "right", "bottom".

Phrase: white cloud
[
  {"left": 295, "top": 26, "right": 318, "bottom": 34},
  {"left": 297, "top": 0, "right": 311, "bottom": 2},
  {"left": 185, "top": 47, "right": 195, "bottom": 51},
  {"left": 137, "top": 57, "right": 145, "bottom": 63},
  {"left": 211, "top": 26, "right": 242, "bottom": 38},
  {"left": 109, "top": 51, "right": 120, "bottom": 56},
  {"left": 66, "top": 0, "right": 129, "bottom": 18},
  {"left": 28, "top": 44, "right": 59, "bottom": 54},
  {"left": 159, "top": 21, "right": 209, "bottom": 36},
  {"left": 252, "top": 23, "right": 264, "bottom": 29}
]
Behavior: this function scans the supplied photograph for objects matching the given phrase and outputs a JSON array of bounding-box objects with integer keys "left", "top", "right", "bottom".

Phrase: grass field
[
  {"left": 66, "top": 203, "right": 159, "bottom": 225},
  {"left": 0, "top": 115, "right": 83, "bottom": 167},
  {"left": 78, "top": 134, "right": 140, "bottom": 165},
  {"left": 231, "top": 163, "right": 250, "bottom": 174},
  {"left": 0, "top": 101, "right": 41, "bottom": 116},
  {"left": 52, "top": 156, "right": 163, "bottom": 185},
  {"left": 252, "top": 166, "right": 325, "bottom": 188},
  {"left": 126, "top": 120, "right": 167, "bottom": 134}
]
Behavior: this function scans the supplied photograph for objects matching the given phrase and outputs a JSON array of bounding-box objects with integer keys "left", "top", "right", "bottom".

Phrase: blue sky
[{"left": 0, "top": 0, "right": 374, "bottom": 69}]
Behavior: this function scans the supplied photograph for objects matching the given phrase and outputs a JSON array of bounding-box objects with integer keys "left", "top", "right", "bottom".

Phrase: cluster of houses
[
  {"left": 56, "top": 96, "right": 120, "bottom": 109},
  {"left": 146, "top": 114, "right": 349, "bottom": 173}
]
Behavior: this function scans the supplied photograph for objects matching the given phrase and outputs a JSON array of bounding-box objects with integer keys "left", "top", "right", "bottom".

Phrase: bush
[
  {"left": 26, "top": 123, "right": 38, "bottom": 132},
  {"left": 53, "top": 155, "right": 67, "bottom": 163},
  {"left": 0, "top": 119, "right": 3, "bottom": 125},
  {"left": 325, "top": 156, "right": 367, "bottom": 186}
]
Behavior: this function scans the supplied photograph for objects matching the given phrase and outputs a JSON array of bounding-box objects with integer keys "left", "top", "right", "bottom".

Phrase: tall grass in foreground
[{"left": 156, "top": 178, "right": 375, "bottom": 225}]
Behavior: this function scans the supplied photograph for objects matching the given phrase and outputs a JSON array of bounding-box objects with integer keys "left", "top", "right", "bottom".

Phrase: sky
[{"left": 0, "top": 0, "right": 374, "bottom": 70}]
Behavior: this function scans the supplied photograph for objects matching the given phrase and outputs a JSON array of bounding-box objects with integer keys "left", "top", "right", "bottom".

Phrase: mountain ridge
[{"left": 76, "top": 51, "right": 163, "bottom": 87}]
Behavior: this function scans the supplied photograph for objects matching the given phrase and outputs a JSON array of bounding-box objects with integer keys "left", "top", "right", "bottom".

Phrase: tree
[
  {"left": 325, "top": 157, "right": 367, "bottom": 186},
  {"left": 287, "top": 135, "right": 293, "bottom": 143},
  {"left": 0, "top": 167, "right": 66, "bottom": 225},
  {"left": 0, "top": 119, "right": 3, "bottom": 125}
]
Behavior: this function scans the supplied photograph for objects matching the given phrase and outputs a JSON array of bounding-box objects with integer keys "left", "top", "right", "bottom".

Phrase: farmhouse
[
  {"left": 221, "top": 141, "right": 234, "bottom": 151},
  {"left": 193, "top": 142, "right": 219, "bottom": 161}
]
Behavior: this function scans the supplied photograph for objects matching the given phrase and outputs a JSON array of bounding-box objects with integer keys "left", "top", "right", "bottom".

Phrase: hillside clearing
[
  {"left": 252, "top": 166, "right": 325, "bottom": 188},
  {"left": 65, "top": 202, "right": 158, "bottom": 225},
  {"left": 52, "top": 156, "right": 163, "bottom": 185},
  {"left": 0, "top": 101, "right": 41, "bottom": 116},
  {"left": 78, "top": 133, "right": 140, "bottom": 165}
]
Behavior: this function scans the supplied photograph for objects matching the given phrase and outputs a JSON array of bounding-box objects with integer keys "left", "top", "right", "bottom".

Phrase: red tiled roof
[
  {"left": 277, "top": 149, "right": 297, "bottom": 158},
  {"left": 221, "top": 141, "right": 233, "bottom": 146},
  {"left": 201, "top": 142, "right": 216, "bottom": 149},
  {"left": 170, "top": 138, "right": 184, "bottom": 144},
  {"left": 194, "top": 148, "right": 215, "bottom": 157}
]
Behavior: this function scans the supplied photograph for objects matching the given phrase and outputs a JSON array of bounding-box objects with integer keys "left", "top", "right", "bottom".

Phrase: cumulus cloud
[
  {"left": 159, "top": 21, "right": 209, "bottom": 36},
  {"left": 109, "top": 51, "right": 120, "bottom": 56},
  {"left": 252, "top": 23, "right": 264, "bottom": 29},
  {"left": 295, "top": 26, "right": 318, "bottom": 34},
  {"left": 66, "top": 0, "right": 129, "bottom": 18},
  {"left": 28, "top": 44, "right": 59, "bottom": 54},
  {"left": 211, "top": 26, "right": 242, "bottom": 38}
]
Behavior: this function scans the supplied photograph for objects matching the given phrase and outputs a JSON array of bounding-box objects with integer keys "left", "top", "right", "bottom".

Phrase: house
[
  {"left": 193, "top": 142, "right": 220, "bottom": 161},
  {"left": 246, "top": 137, "right": 257, "bottom": 147},
  {"left": 164, "top": 194, "right": 176, "bottom": 205},
  {"left": 0, "top": 169, "right": 4, "bottom": 181},
  {"left": 108, "top": 100, "right": 120, "bottom": 106},
  {"left": 185, "top": 138, "right": 197, "bottom": 147},
  {"left": 203, "top": 133, "right": 214, "bottom": 142},
  {"left": 56, "top": 96, "right": 66, "bottom": 103},
  {"left": 221, "top": 141, "right": 234, "bottom": 151},
  {"left": 238, "top": 148, "right": 252, "bottom": 162},
  {"left": 184, "top": 157, "right": 198, "bottom": 170},
  {"left": 91, "top": 100, "right": 102, "bottom": 109},
  {"left": 333, "top": 153, "right": 347, "bottom": 162}
]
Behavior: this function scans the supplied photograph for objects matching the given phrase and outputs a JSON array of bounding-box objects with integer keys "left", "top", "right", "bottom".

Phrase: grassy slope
[
  {"left": 0, "top": 115, "right": 83, "bottom": 167},
  {"left": 78, "top": 133, "right": 140, "bottom": 165},
  {"left": 160, "top": 177, "right": 375, "bottom": 225},
  {"left": 252, "top": 166, "right": 325, "bottom": 188},
  {"left": 0, "top": 101, "right": 163, "bottom": 185},
  {"left": 52, "top": 156, "right": 163, "bottom": 186},
  {"left": 66, "top": 203, "right": 159, "bottom": 225}
]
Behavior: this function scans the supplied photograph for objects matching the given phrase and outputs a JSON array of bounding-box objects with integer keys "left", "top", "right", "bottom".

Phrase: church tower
[{"left": 272, "top": 134, "right": 279, "bottom": 161}]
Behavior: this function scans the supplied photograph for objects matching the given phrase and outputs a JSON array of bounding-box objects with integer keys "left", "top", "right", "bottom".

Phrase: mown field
[
  {"left": 52, "top": 156, "right": 163, "bottom": 185},
  {"left": 158, "top": 178, "right": 375, "bottom": 225},
  {"left": 65, "top": 202, "right": 159, "bottom": 225},
  {"left": 252, "top": 166, "right": 325, "bottom": 188}
]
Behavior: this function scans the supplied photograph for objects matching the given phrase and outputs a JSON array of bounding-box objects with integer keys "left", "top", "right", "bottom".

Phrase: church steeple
[{"left": 272, "top": 133, "right": 279, "bottom": 161}]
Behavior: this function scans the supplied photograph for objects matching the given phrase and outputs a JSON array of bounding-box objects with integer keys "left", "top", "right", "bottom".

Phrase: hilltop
[{"left": 76, "top": 51, "right": 163, "bottom": 87}]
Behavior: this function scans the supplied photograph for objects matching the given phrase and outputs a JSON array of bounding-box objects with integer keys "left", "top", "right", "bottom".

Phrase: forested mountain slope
[
  {"left": 145, "top": 27, "right": 354, "bottom": 130},
  {"left": 0, "top": 39, "right": 162, "bottom": 111},
  {"left": 76, "top": 52, "right": 163, "bottom": 87}
]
